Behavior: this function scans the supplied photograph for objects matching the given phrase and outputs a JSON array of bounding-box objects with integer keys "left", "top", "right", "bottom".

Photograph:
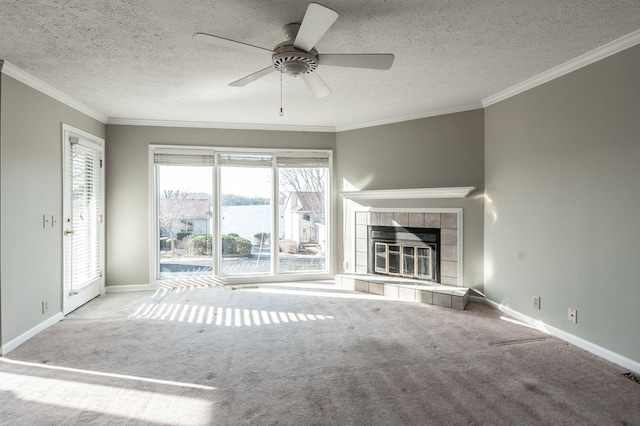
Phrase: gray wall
[
  {"left": 105, "top": 125, "right": 336, "bottom": 286},
  {"left": 484, "top": 44, "right": 640, "bottom": 363},
  {"left": 0, "top": 74, "right": 105, "bottom": 345},
  {"left": 336, "top": 110, "right": 485, "bottom": 291}
]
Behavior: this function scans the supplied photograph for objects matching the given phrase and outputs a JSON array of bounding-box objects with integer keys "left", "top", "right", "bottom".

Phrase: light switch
[
  {"left": 51, "top": 215, "right": 58, "bottom": 227},
  {"left": 43, "top": 215, "right": 51, "bottom": 228}
]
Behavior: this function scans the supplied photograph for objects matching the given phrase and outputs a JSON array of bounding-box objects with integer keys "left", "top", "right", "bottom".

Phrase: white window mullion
[{"left": 272, "top": 157, "right": 279, "bottom": 275}]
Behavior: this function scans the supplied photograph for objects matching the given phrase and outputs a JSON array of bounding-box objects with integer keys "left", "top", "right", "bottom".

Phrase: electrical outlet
[
  {"left": 42, "top": 301, "right": 49, "bottom": 314},
  {"left": 532, "top": 295, "right": 540, "bottom": 310},
  {"left": 568, "top": 308, "right": 577, "bottom": 323}
]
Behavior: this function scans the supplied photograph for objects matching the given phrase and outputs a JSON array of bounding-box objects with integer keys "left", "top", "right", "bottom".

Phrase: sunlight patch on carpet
[
  {"left": 0, "top": 370, "right": 213, "bottom": 425},
  {"left": 129, "top": 302, "right": 335, "bottom": 327}
]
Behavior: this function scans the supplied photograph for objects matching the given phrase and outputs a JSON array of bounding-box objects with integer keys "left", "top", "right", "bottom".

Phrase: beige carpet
[{"left": 1, "top": 281, "right": 639, "bottom": 425}]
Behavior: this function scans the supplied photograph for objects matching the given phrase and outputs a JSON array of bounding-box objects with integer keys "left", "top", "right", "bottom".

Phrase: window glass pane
[
  {"left": 375, "top": 243, "right": 387, "bottom": 273},
  {"left": 402, "top": 246, "right": 415, "bottom": 276},
  {"left": 279, "top": 166, "right": 328, "bottom": 273},
  {"left": 220, "top": 164, "right": 273, "bottom": 275},
  {"left": 388, "top": 244, "right": 401, "bottom": 274},
  {"left": 157, "top": 165, "right": 213, "bottom": 278},
  {"left": 417, "top": 247, "right": 432, "bottom": 279}
]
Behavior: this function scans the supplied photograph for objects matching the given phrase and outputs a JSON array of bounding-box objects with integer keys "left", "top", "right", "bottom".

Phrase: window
[
  {"left": 180, "top": 220, "right": 194, "bottom": 233},
  {"left": 278, "top": 156, "right": 329, "bottom": 273},
  {"left": 150, "top": 146, "right": 332, "bottom": 282},
  {"left": 155, "top": 153, "right": 214, "bottom": 278}
]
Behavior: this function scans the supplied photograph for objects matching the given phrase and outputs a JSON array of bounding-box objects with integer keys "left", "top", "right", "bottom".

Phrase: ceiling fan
[{"left": 193, "top": 2, "right": 394, "bottom": 98}]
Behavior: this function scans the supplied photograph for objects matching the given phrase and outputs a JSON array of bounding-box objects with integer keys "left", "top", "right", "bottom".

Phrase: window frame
[{"left": 149, "top": 145, "right": 333, "bottom": 285}]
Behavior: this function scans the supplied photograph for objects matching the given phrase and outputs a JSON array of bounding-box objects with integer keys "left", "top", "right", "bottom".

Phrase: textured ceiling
[{"left": 1, "top": 1, "right": 639, "bottom": 130}]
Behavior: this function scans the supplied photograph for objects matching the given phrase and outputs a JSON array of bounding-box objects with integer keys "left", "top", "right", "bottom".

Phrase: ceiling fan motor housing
[{"left": 272, "top": 44, "right": 318, "bottom": 77}]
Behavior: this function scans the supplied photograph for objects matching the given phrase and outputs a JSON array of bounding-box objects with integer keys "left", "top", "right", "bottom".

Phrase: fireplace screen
[
  {"left": 374, "top": 242, "right": 434, "bottom": 280},
  {"left": 369, "top": 226, "right": 440, "bottom": 282}
]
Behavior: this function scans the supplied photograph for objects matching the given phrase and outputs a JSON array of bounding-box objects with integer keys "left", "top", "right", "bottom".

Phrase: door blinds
[{"left": 68, "top": 142, "right": 102, "bottom": 292}]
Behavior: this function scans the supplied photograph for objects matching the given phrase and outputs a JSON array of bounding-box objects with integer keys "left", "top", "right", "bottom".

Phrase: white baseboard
[
  {"left": 471, "top": 296, "right": 640, "bottom": 375},
  {"left": 2, "top": 313, "right": 64, "bottom": 355},
  {"left": 105, "top": 284, "right": 157, "bottom": 293}
]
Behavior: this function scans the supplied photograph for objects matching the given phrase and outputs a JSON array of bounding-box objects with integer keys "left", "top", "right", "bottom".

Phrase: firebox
[{"left": 368, "top": 226, "right": 440, "bottom": 282}]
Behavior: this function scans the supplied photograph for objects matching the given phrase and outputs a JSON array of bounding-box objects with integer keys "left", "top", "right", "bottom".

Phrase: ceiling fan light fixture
[
  {"left": 272, "top": 47, "right": 319, "bottom": 77},
  {"left": 282, "top": 60, "right": 310, "bottom": 76}
]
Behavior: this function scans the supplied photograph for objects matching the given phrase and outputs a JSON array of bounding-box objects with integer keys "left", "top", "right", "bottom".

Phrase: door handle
[{"left": 64, "top": 229, "right": 75, "bottom": 236}]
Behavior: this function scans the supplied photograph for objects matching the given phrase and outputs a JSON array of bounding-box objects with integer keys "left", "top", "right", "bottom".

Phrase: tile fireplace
[
  {"left": 353, "top": 210, "right": 461, "bottom": 286},
  {"left": 339, "top": 187, "right": 474, "bottom": 309}
]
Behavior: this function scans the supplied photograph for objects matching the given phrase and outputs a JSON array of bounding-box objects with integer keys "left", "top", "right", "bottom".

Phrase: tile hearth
[{"left": 335, "top": 274, "right": 470, "bottom": 310}]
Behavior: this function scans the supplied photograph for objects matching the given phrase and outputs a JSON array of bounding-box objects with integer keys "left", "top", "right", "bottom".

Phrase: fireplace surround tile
[
  {"left": 393, "top": 212, "right": 409, "bottom": 227},
  {"left": 424, "top": 213, "right": 441, "bottom": 228},
  {"left": 441, "top": 228, "right": 458, "bottom": 245},
  {"left": 408, "top": 213, "right": 424, "bottom": 228},
  {"left": 441, "top": 261, "right": 458, "bottom": 278},
  {"left": 356, "top": 224, "right": 367, "bottom": 239},
  {"left": 355, "top": 238, "right": 368, "bottom": 253},
  {"left": 352, "top": 209, "right": 462, "bottom": 287},
  {"left": 380, "top": 212, "right": 394, "bottom": 226},
  {"left": 442, "top": 213, "right": 458, "bottom": 229},
  {"left": 441, "top": 244, "right": 458, "bottom": 261},
  {"left": 441, "top": 276, "right": 459, "bottom": 286},
  {"left": 356, "top": 252, "right": 367, "bottom": 272}
]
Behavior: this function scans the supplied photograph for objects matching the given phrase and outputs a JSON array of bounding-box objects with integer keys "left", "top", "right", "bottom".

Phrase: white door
[{"left": 62, "top": 125, "right": 105, "bottom": 314}]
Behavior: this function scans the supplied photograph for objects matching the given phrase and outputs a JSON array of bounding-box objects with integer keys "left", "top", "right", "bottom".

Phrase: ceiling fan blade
[
  {"left": 301, "top": 72, "right": 331, "bottom": 98},
  {"left": 293, "top": 3, "right": 338, "bottom": 53},
  {"left": 318, "top": 53, "right": 395, "bottom": 70},
  {"left": 229, "top": 66, "right": 276, "bottom": 87},
  {"left": 193, "top": 32, "right": 272, "bottom": 54}
]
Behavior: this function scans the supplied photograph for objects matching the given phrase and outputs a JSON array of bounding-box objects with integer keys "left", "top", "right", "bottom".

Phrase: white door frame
[{"left": 62, "top": 124, "right": 105, "bottom": 314}]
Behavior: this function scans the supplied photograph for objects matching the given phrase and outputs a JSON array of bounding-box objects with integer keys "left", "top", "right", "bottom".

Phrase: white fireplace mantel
[{"left": 340, "top": 186, "right": 476, "bottom": 201}]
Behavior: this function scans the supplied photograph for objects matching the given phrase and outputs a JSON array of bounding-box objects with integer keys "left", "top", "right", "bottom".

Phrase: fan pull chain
[{"left": 279, "top": 70, "right": 284, "bottom": 116}]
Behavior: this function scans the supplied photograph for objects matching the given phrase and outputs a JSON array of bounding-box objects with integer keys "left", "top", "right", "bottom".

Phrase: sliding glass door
[
  {"left": 219, "top": 153, "right": 273, "bottom": 276},
  {"left": 278, "top": 157, "right": 329, "bottom": 273},
  {"left": 151, "top": 147, "right": 331, "bottom": 282}
]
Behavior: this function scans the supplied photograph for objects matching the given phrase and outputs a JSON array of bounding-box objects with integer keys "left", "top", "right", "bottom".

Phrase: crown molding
[
  {"left": 482, "top": 28, "right": 640, "bottom": 107},
  {"left": 106, "top": 118, "right": 336, "bottom": 133},
  {"left": 335, "top": 102, "right": 483, "bottom": 132},
  {"left": 0, "top": 61, "right": 108, "bottom": 123}
]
